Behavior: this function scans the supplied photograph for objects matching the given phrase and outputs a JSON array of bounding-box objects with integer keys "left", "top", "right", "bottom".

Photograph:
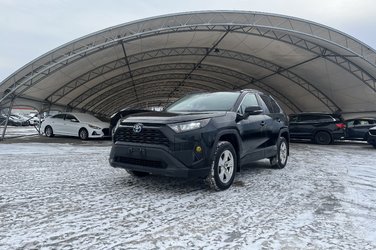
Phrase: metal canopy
[{"left": 1, "top": 10, "right": 376, "bottom": 118}]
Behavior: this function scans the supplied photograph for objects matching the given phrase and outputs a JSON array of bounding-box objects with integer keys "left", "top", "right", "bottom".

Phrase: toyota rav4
[{"left": 109, "top": 90, "right": 289, "bottom": 190}]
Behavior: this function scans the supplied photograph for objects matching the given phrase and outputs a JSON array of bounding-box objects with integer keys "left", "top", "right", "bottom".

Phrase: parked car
[
  {"left": 344, "top": 118, "right": 376, "bottom": 141},
  {"left": 367, "top": 126, "right": 376, "bottom": 148},
  {"left": 26, "top": 113, "right": 42, "bottom": 126},
  {"left": 41, "top": 112, "right": 110, "bottom": 140},
  {"left": 110, "top": 90, "right": 290, "bottom": 190},
  {"left": 110, "top": 109, "right": 150, "bottom": 135},
  {"left": 289, "top": 113, "right": 345, "bottom": 145},
  {"left": 1, "top": 114, "right": 30, "bottom": 126}
]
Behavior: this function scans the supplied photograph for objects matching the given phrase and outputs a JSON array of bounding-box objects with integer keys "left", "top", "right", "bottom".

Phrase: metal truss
[
  {"left": 1, "top": 11, "right": 375, "bottom": 113},
  {"left": 100, "top": 87, "right": 204, "bottom": 116},
  {"left": 80, "top": 62, "right": 300, "bottom": 114},
  {"left": 89, "top": 75, "right": 229, "bottom": 114},
  {"left": 64, "top": 46, "right": 327, "bottom": 112}
]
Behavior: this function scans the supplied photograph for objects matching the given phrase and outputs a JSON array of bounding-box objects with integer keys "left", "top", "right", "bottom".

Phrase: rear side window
[
  {"left": 260, "top": 94, "right": 281, "bottom": 114},
  {"left": 52, "top": 114, "right": 65, "bottom": 119},
  {"left": 65, "top": 114, "right": 77, "bottom": 120},
  {"left": 298, "top": 115, "right": 334, "bottom": 122}
]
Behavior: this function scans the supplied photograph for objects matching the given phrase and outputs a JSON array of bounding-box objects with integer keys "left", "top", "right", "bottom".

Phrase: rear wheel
[
  {"left": 206, "top": 141, "right": 237, "bottom": 191},
  {"left": 45, "top": 126, "right": 54, "bottom": 137},
  {"left": 126, "top": 170, "right": 149, "bottom": 177},
  {"left": 270, "top": 137, "right": 288, "bottom": 169},
  {"left": 79, "top": 128, "right": 89, "bottom": 140},
  {"left": 315, "top": 131, "right": 332, "bottom": 145}
]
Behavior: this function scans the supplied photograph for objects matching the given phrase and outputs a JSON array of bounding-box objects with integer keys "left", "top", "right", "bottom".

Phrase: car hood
[
  {"left": 83, "top": 121, "right": 109, "bottom": 128},
  {"left": 121, "top": 111, "right": 227, "bottom": 124}
]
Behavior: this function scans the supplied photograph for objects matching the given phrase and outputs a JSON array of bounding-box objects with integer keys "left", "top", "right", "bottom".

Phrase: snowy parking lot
[{"left": 0, "top": 135, "right": 376, "bottom": 249}]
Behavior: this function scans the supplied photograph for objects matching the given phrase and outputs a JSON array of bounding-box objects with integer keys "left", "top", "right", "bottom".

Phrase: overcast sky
[{"left": 1, "top": 0, "right": 375, "bottom": 81}]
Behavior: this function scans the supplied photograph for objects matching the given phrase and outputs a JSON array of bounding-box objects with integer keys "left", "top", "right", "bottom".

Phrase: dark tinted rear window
[
  {"left": 260, "top": 94, "right": 281, "bottom": 113},
  {"left": 297, "top": 114, "right": 334, "bottom": 122}
]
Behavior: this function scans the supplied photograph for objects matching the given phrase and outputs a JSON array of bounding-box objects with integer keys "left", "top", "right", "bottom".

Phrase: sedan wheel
[
  {"left": 79, "top": 128, "right": 89, "bottom": 140},
  {"left": 45, "top": 126, "right": 54, "bottom": 137}
]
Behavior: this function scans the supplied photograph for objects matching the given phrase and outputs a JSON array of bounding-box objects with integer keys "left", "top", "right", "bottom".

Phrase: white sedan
[{"left": 41, "top": 112, "right": 110, "bottom": 140}]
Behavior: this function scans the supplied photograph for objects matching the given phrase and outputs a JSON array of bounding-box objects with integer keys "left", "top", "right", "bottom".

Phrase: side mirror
[
  {"left": 244, "top": 106, "right": 263, "bottom": 117},
  {"left": 71, "top": 118, "right": 79, "bottom": 123}
]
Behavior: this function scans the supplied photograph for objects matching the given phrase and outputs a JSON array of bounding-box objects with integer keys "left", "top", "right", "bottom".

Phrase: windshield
[
  {"left": 166, "top": 92, "right": 240, "bottom": 112},
  {"left": 75, "top": 113, "right": 104, "bottom": 123}
]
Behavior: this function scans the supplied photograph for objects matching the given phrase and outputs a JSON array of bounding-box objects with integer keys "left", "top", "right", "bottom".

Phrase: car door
[
  {"left": 290, "top": 115, "right": 320, "bottom": 138},
  {"left": 236, "top": 93, "right": 268, "bottom": 162},
  {"left": 347, "top": 119, "right": 375, "bottom": 139},
  {"left": 63, "top": 114, "right": 81, "bottom": 136},
  {"left": 258, "top": 94, "right": 284, "bottom": 147},
  {"left": 49, "top": 114, "right": 66, "bottom": 134}
]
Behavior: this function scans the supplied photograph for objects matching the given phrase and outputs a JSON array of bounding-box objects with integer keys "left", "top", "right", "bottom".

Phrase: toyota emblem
[{"left": 133, "top": 123, "right": 143, "bottom": 133}]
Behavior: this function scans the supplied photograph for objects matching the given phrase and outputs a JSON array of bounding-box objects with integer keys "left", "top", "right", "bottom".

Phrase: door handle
[{"left": 260, "top": 121, "right": 266, "bottom": 126}]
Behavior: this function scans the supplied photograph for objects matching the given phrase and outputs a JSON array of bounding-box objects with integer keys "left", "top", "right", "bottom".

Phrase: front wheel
[
  {"left": 206, "top": 141, "right": 237, "bottom": 191},
  {"left": 45, "top": 126, "right": 54, "bottom": 137},
  {"left": 270, "top": 137, "right": 289, "bottom": 169},
  {"left": 79, "top": 128, "right": 89, "bottom": 140}
]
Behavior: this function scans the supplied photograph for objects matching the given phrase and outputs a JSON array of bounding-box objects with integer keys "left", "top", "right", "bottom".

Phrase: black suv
[
  {"left": 289, "top": 113, "right": 345, "bottom": 145},
  {"left": 109, "top": 90, "right": 289, "bottom": 190}
]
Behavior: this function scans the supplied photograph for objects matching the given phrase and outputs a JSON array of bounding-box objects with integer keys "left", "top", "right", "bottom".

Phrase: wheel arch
[
  {"left": 212, "top": 129, "right": 242, "bottom": 172},
  {"left": 279, "top": 127, "right": 290, "bottom": 155}
]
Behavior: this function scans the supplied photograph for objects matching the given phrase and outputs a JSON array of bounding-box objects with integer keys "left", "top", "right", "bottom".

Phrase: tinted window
[
  {"left": 299, "top": 115, "right": 333, "bottom": 122},
  {"left": 238, "top": 94, "right": 259, "bottom": 114},
  {"left": 166, "top": 92, "right": 240, "bottom": 112},
  {"left": 52, "top": 114, "right": 65, "bottom": 119},
  {"left": 260, "top": 95, "right": 281, "bottom": 113},
  {"left": 65, "top": 114, "right": 77, "bottom": 120}
]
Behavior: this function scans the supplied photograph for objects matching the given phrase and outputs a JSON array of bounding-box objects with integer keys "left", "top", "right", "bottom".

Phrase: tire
[
  {"left": 126, "top": 170, "right": 149, "bottom": 177},
  {"left": 206, "top": 141, "right": 237, "bottom": 191},
  {"left": 45, "top": 126, "right": 54, "bottom": 137},
  {"left": 270, "top": 137, "right": 289, "bottom": 169},
  {"left": 314, "top": 131, "right": 332, "bottom": 145},
  {"left": 79, "top": 128, "right": 89, "bottom": 140}
]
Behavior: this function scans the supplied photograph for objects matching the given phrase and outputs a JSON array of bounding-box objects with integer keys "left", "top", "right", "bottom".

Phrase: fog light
[{"left": 195, "top": 146, "right": 202, "bottom": 153}]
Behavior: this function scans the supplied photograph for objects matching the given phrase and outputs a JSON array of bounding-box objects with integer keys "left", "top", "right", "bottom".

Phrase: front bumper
[
  {"left": 109, "top": 142, "right": 210, "bottom": 178},
  {"left": 367, "top": 135, "right": 376, "bottom": 146}
]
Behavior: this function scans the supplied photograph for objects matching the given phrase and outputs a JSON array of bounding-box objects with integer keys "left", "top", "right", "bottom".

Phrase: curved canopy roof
[{"left": 1, "top": 10, "right": 375, "bottom": 117}]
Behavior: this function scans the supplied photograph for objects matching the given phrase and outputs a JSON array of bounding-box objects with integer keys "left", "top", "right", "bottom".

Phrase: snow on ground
[{"left": 0, "top": 137, "right": 376, "bottom": 249}]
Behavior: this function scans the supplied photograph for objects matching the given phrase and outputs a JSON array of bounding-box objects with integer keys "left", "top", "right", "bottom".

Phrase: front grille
[
  {"left": 102, "top": 128, "right": 110, "bottom": 136},
  {"left": 115, "top": 156, "right": 165, "bottom": 169},
  {"left": 370, "top": 130, "right": 376, "bottom": 136},
  {"left": 114, "top": 126, "right": 170, "bottom": 147}
]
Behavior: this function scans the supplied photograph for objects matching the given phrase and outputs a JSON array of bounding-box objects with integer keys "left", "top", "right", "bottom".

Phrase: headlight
[
  {"left": 88, "top": 124, "right": 101, "bottom": 130},
  {"left": 168, "top": 118, "right": 211, "bottom": 133}
]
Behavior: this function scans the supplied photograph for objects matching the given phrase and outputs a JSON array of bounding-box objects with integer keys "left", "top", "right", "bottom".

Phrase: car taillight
[{"left": 335, "top": 123, "right": 346, "bottom": 129}]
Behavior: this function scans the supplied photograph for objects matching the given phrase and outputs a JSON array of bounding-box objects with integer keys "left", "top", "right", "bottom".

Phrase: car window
[
  {"left": 52, "top": 114, "right": 65, "bottom": 119},
  {"left": 65, "top": 114, "right": 77, "bottom": 120},
  {"left": 237, "top": 94, "right": 259, "bottom": 115},
  {"left": 260, "top": 94, "right": 281, "bottom": 113},
  {"left": 166, "top": 92, "right": 240, "bottom": 112},
  {"left": 298, "top": 115, "right": 334, "bottom": 122}
]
